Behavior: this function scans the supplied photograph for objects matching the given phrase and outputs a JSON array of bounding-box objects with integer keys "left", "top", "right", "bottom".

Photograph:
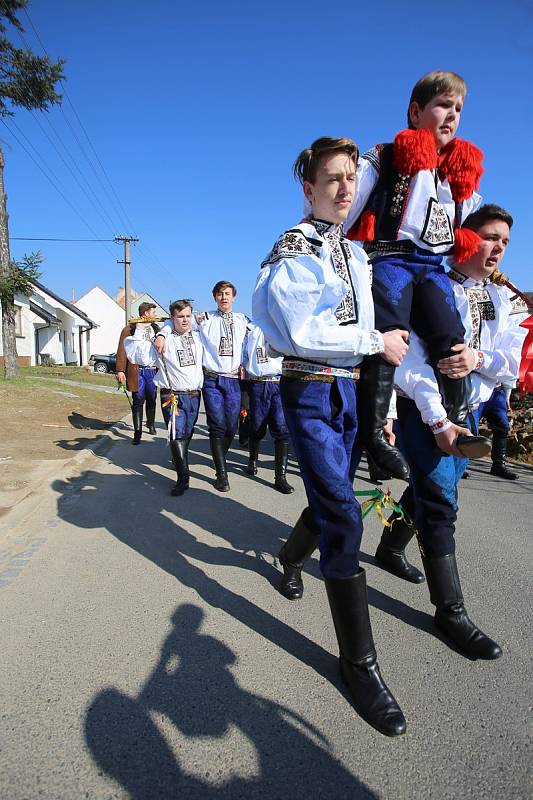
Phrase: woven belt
[
  {"left": 249, "top": 375, "right": 280, "bottom": 382},
  {"left": 203, "top": 368, "right": 240, "bottom": 379},
  {"left": 139, "top": 365, "right": 158, "bottom": 370},
  {"left": 161, "top": 388, "right": 201, "bottom": 397},
  {"left": 282, "top": 359, "right": 360, "bottom": 382},
  {"left": 364, "top": 240, "right": 416, "bottom": 257}
]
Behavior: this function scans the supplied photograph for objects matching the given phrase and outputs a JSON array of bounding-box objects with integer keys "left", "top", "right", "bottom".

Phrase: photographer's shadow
[{"left": 85, "top": 603, "right": 377, "bottom": 799}]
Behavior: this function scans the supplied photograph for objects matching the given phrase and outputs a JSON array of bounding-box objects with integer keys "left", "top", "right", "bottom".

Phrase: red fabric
[
  {"left": 438, "top": 139, "right": 484, "bottom": 202},
  {"left": 453, "top": 227, "right": 481, "bottom": 264},
  {"left": 519, "top": 315, "right": 533, "bottom": 395},
  {"left": 393, "top": 128, "right": 437, "bottom": 174},
  {"left": 347, "top": 209, "right": 375, "bottom": 242}
]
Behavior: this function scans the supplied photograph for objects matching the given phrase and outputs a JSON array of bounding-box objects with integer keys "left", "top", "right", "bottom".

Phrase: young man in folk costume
[
  {"left": 376, "top": 205, "right": 528, "bottom": 659},
  {"left": 158, "top": 281, "right": 249, "bottom": 492},
  {"left": 127, "top": 300, "right": 203, "bottom": 495},
  {"left": 116, "top": 302, "right": 160, "bottom": 445},
  {"left": 345, "top": 70, "right": 489, "bottom": 479},
  {"left": 254, "top": 137, "right": 409, "bottom": 737},
  {"left": 243, "top": 321, "right": 294, "bottom": 494}
]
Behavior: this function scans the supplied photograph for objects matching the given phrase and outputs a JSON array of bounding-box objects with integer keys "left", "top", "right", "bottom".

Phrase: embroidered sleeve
[
  {"left": 261, "top": 229, "right": 321, "bottom": 268},
  {"left": 509, "top": 294, "right": 529, "bottom": 315},
  {"left": 361, "top": 145, "right": 380, "bottom": 173}
]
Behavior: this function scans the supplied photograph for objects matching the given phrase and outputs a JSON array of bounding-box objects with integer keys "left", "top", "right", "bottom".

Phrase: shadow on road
[{"left": 85, "top": 603, "right": 377, "bottom": 799}]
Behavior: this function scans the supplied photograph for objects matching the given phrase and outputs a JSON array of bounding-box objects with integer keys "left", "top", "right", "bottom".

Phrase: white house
[
  {"left": 0, "top": 279, "right": 96, "bottom": 367},
  {"left": 115, "top": 287, "right": 167, "bottom": 318},
  {"left": 75, "top": 286, "right": 125, "bottom": 356}
]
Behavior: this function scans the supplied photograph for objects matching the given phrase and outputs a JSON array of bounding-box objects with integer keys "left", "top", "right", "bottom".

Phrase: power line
[{"left": 10, "top": 237, "right": 115, "bottom": 242}]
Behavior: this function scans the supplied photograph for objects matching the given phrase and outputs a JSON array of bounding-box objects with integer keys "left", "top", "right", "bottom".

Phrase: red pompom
[
  {"left": 439, "top": 139, "right": 484, "bottom": 202},
  {"left": 393, "top": 128, "right": 438, "bottom": 174},
  {"left": 348, "top": 210, "right": 376, "bottom": 242},
  {"left": 453, "top": 227, "right": 481, "bottom": 264}
]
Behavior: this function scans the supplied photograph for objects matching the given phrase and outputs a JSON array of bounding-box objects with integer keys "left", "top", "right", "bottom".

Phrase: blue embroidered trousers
[
  {"left": 249, "top": 381, "right": 289, "bottom": 442},
  {"left": 372, "top": 250, "right": 465, "bottom": 361},
  {"left": 132, "top": 367, "right": 158, "bottom": 412},
  {"left": 202, "top": 375, "right": 241, "bottom": 439},
  {"left": 280, "top": 376, "right": 362, "bottom": 579},
  {"left": 395, "top": 396, "right": 468, "bottom": 557},
  {"left": 160, "top": 389, "right": 200, "bottom": 441}
]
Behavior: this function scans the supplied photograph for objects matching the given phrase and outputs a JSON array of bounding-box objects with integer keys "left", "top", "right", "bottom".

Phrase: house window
[{"left": 15, "top": 306, "right": 23, "bottom": 337}]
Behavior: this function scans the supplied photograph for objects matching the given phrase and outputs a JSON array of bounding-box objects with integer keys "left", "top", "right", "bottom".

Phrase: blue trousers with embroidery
[
  {"left": 132, "top": 367, "right": 158, "bottom": 412},
  {"left": 395, "top": 396, "right": 468, "bottom": 557},
  {"left": 160, "top": 389, "right": 200, "bottom": 441},
  {"left": 372, "top": 251, "right": 465, "bottom": 360},
  {"left": 202, "top": 375, "right": 241, "bottom": 438},
  {"left": 477, "top": 386, "right": 510, "bottom": 434},
  {"left": 249, "top": 381, "right": 289, "bottom": 442},
  {"left": 280, "top": 376, "right": 362, "bottom": 579}
]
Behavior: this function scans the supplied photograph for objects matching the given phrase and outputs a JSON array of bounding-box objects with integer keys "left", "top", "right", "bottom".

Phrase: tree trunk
[{"left": 0, "top": 147, "right": 18, "bottom": 378}]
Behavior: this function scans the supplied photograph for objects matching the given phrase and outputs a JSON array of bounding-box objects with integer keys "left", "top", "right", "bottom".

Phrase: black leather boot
[
  {"left": 246, "top": 439, "right": 259, "bottom": 475},
  {"left": 210, "top": 435, "right": 230, "bottom": 492},
  {"left": 375, "top": 512, "right": 424, "bottom": 583},
  {"left": 132, "top": 409, "right": 143, "bottom": 445},
  {"left": 357, "top": 356, "right": 410, "bottom": 481},
  {"left": 278, "top": 511, "right": 320, "bottom": 600},
  {"left": 434, "top": 370, "right": 490, "bottom": 459},
  {"left": 490, "top": 431, "right": 518, "bottom": 480},
  {"left": 325, "top": 569, "right": 406, "bottom": 737},
  {"left": 223, "top": 435, "right": 233, "bottom": 455},
  {"left": 170, "top": 439, "right": 190, "bottom": 496},
  {"left": 145, "top": 401, "right": 157, "bottom": 435},
  {"left": 422, "top": 553, "right": 502, "bottom": 660},
  {"left": 274, "top": 440, "right": 295, "bottom": 494},
  {"left": 366, "top": 452, "right": 391, "bottom": 484}
]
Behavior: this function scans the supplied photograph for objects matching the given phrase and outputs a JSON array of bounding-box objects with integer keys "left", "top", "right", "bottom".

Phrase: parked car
[{"left": 89, "top": 353, "right": 117, "bottom": 374}]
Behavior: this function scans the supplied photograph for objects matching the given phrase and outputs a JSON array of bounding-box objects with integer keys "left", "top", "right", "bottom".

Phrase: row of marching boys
[
  {"left": 120, "top": 68, "right": 530, "bottom": 739},
  {"left": 116, "top": 283, "right": 295, "bottom": 497}
]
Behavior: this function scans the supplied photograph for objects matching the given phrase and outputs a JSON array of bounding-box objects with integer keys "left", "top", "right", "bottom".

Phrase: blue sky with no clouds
[{"left": 2, "top": 0, "right": 532, "bottom": 315}]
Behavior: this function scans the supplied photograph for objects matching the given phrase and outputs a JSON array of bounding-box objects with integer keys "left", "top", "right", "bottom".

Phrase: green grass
[{"left": 2, "top": 365, "right": 117, "bottom": 386}]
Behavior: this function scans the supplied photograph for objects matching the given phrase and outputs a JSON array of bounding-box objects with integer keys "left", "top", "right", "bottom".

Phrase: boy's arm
[
  {"left": 394, "top": 334, "right": 452, "bottom": 432},
  {"left": 253, "top": 254, "right": 385, "bottom": 360}
]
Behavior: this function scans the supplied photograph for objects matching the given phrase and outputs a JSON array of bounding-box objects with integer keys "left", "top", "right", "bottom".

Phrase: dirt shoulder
[{"left": 0, "top": 366, "right": 132, "bottom": 509}]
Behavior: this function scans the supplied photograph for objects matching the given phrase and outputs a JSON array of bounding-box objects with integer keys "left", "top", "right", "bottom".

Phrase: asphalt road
[{"left": 1, "top": 410, "right": 531, "bottom": 799}]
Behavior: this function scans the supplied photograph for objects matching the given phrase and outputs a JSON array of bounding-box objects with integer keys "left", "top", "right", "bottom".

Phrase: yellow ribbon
[{"left": 355, "top": 489, "right": 405, "bottom": 526}]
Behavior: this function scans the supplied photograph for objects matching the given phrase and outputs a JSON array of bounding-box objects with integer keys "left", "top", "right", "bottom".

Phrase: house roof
[
  {"left": 29, "top": 301, "right": 61, "bottom": 326},
  {"left": 31, "top": 279, "right": 96, "bottom": 327}
]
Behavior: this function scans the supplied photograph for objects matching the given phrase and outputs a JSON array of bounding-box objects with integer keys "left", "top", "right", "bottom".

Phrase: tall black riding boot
[
  {"left": 146, "top": 401, "right": 157, "bottom": 435},
  {"left": 274, "top": 440, "right": 294, "bottom": 494},
  {"left": 170, "top": 439, "right": 190, "bottom": 496},
  {"left": 246, "top": 439, "right": 259, "bottom": 475},
  {"left": 358, "top": 356, "right": 410, "bottom": 481},
  {"left": 325, "top": 569, "right": 406, "bottom": 736},
  {"left": 210, "top": 435, "right": 230, "bottom": 492},
  {"left": 490, "top": 430, "right": 518, "bottom": 480},
  {"left": 132, "top": 408, "right": 143, "bottom": 445},
  {"left": 223, "top": 435, "right": 233, "bottom": 455},
  {"left": 278, "top": 511, "right": 320, "bottom": 600},
  {"left": 366, "top": 452, "right": 391, "bottom": 484},
  {"left": 422, "top": 553, "right": 502, "bottom": 660},
  {"left": 375, "top": 512, "right": 424, "bottom": 583},
  {"left": 434, "top": 371, "right": 490, "bottom": 459}
]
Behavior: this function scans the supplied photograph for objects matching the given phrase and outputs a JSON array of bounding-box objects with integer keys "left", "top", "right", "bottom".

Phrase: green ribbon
[{"left": 353, "top": 488, "right": 405, "bottom": 525}]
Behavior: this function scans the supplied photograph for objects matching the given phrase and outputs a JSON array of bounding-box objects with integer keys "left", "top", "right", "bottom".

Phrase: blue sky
[{"left": 2, "top": 0, "right": 532, "bottom": 316}]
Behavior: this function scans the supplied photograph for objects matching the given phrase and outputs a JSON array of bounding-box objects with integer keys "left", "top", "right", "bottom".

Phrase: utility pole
[{"left": 115, "top": 236, "right": 139, "bottom": 325}]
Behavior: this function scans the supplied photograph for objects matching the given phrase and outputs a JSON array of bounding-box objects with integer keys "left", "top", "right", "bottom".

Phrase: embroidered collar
[
  {"left": 448, "top": 267, "right": 490, "bottom": 288},
  {"left": 310, "top": 218, "right": 343, "bottom": 237},
  {"left": 217, "top": 310, "right": 233, "bottom": 321}
]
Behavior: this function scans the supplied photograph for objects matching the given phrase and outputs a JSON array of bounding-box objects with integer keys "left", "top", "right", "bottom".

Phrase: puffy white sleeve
[
  {"left": 124, "top": 328, "right": 157, "bottom": 365},
  {"left": 253, "top": 254, "right": 384, "bottom": 360},
  {"left": 476, "top": 311, "right": 528, "bottom": 384},
  {"left": 344, "top": 153, "right": 379, "bottom": 232},
  {"left": 394, "top": 333, "right": 451, "bottom": 431},
  {"left": 461, "top": 190, "right": 483, "bottom": 221}
]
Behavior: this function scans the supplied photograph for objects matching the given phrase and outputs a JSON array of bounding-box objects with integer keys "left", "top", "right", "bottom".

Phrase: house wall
[{"left": 76, "top": 286, "right": 124, "bottom": 355}]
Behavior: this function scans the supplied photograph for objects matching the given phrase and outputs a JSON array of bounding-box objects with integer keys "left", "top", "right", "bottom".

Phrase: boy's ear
[
  {"left": 303, "top": 180, "right": 314, "bottom": 205},
  {"left": 408, "top": 100, "right": 421, "bottom": 128}
]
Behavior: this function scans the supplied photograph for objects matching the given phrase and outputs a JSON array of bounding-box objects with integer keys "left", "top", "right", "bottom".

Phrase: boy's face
[
  {"left": 172, "top": 306, "right": 192, "bottom": 334},
  {"left": 215, "top": 287, "right": 235, "bottom": 313},
  {"left": 460, "top": 219, "right": 510, "bottom": 280},
  {"left": 303, "top": 152, "right": 356, "bottom": 224},
  {"left": 409, "top": 92, "right": 463, "bottom": 149}
]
